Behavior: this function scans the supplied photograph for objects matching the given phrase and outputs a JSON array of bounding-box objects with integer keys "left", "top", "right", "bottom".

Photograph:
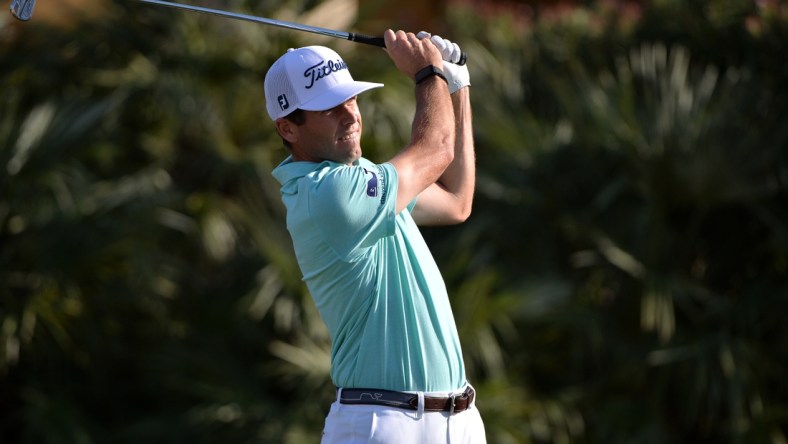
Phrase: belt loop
[
  {"left": 446, "top": 394, "right": 456, "bottom": 444},
  {"left": 336, "top": 388, "right": 343, "bottom": 412},
  {"left": 416, "top": 391, "right": 425, "bottom": 419}
]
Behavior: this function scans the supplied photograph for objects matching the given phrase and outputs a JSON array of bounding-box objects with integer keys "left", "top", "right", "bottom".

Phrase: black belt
[{"left": 339, "top": 386, "right": 475, "bottom": 414}]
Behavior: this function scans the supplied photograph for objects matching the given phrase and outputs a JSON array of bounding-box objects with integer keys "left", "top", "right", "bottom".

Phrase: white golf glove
[{"left": 417, "top": 31, "right": 470, "bottom": 94}]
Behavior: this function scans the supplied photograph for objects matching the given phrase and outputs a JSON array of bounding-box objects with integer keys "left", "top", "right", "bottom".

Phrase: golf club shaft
[
  {"left": 138, "top": 0, "right": 384, "bottom": 47},
  {"left": 9, "top": 0, "right": 467, "bottom": 65},
  {"left": 137, "top": 0, "right": 467, "bottom": 65}
]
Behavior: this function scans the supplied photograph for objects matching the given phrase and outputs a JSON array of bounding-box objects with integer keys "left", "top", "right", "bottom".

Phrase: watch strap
[{"left": 414, "top": 65, "right": 448, "bottom": 85}]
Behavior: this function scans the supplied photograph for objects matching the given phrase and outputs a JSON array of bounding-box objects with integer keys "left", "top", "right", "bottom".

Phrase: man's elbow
[
  {"left": 445, "top": 202, "right": 473, "bottom": 225},
  {"left": 456, "top": 205, "right": 473, "bottom": 224}
]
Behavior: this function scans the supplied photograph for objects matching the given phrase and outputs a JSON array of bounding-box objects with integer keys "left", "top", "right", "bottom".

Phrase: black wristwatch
[{"left": 414, "top": 65, "right": 448, "bottom": 85}]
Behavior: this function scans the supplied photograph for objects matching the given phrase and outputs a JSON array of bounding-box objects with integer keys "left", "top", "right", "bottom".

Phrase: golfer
[{"left": 265, "top": 29, "right": 484, "bottom": 443}]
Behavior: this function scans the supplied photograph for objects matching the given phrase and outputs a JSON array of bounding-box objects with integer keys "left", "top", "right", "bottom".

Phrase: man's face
[{"left": 290, "top": 97, "right": 363, "bottom": 165}]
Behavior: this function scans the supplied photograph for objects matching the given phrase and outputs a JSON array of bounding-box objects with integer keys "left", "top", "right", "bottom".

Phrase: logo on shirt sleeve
[{"left": 363, "top": 168, "right": 378, "bottom": 197}]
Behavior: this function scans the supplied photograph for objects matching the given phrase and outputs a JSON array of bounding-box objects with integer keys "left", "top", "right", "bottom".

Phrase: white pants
[{"left": 321, "top": 388, "right": 487, "bottom": 444}]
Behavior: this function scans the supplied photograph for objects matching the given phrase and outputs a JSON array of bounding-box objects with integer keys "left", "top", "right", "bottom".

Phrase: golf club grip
[
  {"left": 347, "top": 33, "right": 468, "bottom": 66},
  {"left": 347, "top": 33, "right": 385, "bottom": 48}
]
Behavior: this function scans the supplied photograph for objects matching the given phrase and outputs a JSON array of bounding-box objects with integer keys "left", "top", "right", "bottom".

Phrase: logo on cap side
[
  {"left": 303, "top": 59, "right": 349, "bottom": 89},
  {"left": 278, "top": 94, "right": 289, "bottom": 111}
]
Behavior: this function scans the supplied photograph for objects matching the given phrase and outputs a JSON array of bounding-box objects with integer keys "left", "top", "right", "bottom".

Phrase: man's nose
[{"left": 338, "top": 103, "right": 358, "bottom": 123}]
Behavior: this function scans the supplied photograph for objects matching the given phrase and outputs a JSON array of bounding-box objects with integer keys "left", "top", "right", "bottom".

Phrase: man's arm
[
  {"left": 410, "top": 34, "right": 474, "bottom": 225},
  {"left": 410, "top": 86, "right": 474, "bottom": 225},
  {"left": 384, "top": 30, "right": 457, "bottom": 215}
]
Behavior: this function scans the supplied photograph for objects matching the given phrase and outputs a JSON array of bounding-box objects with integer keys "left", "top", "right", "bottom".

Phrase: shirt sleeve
[{"left": 309, "top": 161, "right": 399, "bottom": 261}]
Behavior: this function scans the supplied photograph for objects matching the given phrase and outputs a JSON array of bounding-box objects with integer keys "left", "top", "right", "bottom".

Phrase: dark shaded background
[{"left": 2, "top": 0, "right": 787, "bottom": 442}]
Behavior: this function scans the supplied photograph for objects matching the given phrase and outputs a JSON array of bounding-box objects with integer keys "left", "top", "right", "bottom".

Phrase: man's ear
[{"left": 275, "top": 118, "right": 298, "bottom": 145}]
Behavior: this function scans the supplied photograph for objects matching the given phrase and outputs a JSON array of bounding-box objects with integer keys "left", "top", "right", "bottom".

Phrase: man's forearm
[
  {"left": 390, "top": 68, "right": 457, "bottom": 214},
  {"left": 411, "top": 75, "right": 456, "bottom": 162},
  {"left": 435, "top": 88, "right": 475, "bottom": 217}
]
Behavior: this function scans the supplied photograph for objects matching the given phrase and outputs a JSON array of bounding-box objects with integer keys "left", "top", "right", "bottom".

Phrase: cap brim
[{"left": 299, "top": 81, "right": 383, "bottom": 112}]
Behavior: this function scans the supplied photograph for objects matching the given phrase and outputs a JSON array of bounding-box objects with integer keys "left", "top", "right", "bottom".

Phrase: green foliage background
[{"left": 1, "top": 0, "right": 787, "bottom": 442}]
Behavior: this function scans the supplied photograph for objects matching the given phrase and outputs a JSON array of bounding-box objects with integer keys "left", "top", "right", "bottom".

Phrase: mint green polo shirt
[{"left": 272, "top": 156, "right": 466, "bottom": 392}]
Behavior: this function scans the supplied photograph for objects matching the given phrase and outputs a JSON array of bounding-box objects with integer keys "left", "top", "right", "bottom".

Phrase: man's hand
[
  {"left": 417, "top": 32, "right": 470, "bottom": 94},
  {"left": 383, "top": 29, "right": 444, "bottom": 79}
]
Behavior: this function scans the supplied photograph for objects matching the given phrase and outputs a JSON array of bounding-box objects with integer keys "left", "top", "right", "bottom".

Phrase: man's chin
[{"left": 341, "top": 147, "right": 362, "bottom": 165}]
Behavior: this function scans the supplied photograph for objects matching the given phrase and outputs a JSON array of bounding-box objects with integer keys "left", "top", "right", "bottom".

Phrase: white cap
[{"left": 264, "top": 46, "right": 384, "bottom": 121}]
